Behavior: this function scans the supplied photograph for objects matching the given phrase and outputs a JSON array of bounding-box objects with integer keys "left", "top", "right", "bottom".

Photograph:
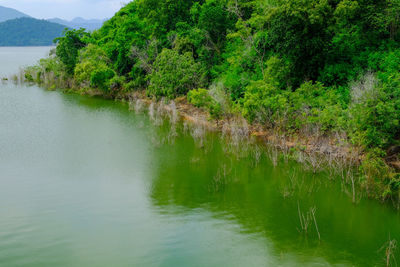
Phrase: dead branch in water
[
  {"left": 379, "top": 236, "right": 397, "bottom": 267},
  {"left": 297, "top": 202, "right": 321, "bottom": 240}
]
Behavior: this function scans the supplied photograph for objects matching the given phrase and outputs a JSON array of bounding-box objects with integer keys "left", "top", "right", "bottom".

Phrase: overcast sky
[{"left": 0, "top": 0, "right": 125, "bottom": 20}]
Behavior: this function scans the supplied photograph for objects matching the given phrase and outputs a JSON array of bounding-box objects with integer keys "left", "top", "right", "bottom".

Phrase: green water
[{"left": 1, "top": 47, "right": 400, "bottom": 266}]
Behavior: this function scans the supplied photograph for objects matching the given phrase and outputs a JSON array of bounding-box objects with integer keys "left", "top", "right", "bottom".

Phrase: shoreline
[
  {"left": 13, "top": 78, "right": 400, "bottom": 205},
  {"left": 123, "top": 91, "right": 360, "bottom": 162}
]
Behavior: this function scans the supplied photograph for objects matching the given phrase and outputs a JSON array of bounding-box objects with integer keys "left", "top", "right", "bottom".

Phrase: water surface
[{"left": 1, "top": 47, "right": 399, "bottom": 266}]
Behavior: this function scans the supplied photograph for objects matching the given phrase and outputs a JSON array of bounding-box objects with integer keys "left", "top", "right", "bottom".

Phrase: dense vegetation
[
  {"left": 31, "top": 0, "right": 400, "bottom": 201},
  {"left": 0, "top": 17, "right": 66, "bottom": 46}
]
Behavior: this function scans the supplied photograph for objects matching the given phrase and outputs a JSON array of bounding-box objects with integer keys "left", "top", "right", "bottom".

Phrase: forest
[{"left": 29, "top": 0, "right": 400, "bottom": 201}]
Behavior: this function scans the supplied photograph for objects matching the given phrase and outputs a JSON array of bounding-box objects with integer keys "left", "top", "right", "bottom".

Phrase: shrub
[
  {"left": 187, "top": 88, "right": 213, "bottom": 108},
  {"left": 74, "top": 45, "right": 111, "bottom": 87},
  {"left": 208, "top": 101, "right": 222, "bottom": 121},
  {"left": 241, "top": 80, "right": 289, "bottom": 124},
  {"left": 109, "top": 75, "right": 126, "bottom": 91},
  {"left": 148, "top": 49, "right": 206, "bottom": 98},
  {"left": 241, "top": 80, "right": 345, "bottom": 131},
  {"left": 90, "top": 67, "right": 116, "bottom": 92},
  {"left": 187, "top": 88, "right": 223, "bottom": 121},
  {"left": 348, "top": 72, "right": 400, "bottom": 148},
  {"left": 24, "top": 73, "right": 34, "bottom": 82},
  {"left": 264, "top": 56, "right": 291, "bottom": 90}
]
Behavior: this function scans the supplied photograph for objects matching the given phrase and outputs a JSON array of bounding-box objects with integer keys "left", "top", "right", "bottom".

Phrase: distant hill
[
  {"left": 0, "top": 17, "right": 66, "bottom": 46},
  {"left": 0, "top": 5, "right": 30, "bottom": 22},
  {"left": 47, "top": 17, "right": 105, "bottom": 31}
]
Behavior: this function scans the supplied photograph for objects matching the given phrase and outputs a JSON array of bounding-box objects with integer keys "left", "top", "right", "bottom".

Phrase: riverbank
[
  {"left": 15, "top": 0, "right": 400, "bottom": 207},
  {"left": 16, "top": 66, "right": 400, "bottom": 207},
  {"left": 4, "top": 65, "right": 400, "bottom": 267},
  {"left": 126, "top": 90, "right": 359, "bottom": 161}
]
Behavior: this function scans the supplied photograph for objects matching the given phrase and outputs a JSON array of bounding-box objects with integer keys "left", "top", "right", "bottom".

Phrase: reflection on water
[
  {"left": 0, "top": 47, "right": 399, "bottom": 267},
  {"left": 148, "top": 122, "right": 400, "bottom": 266}
]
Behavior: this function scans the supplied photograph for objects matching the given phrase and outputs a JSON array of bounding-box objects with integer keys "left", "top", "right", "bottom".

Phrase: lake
[{"left": 0, "top": 46, "right": 399, "bottom": 266}]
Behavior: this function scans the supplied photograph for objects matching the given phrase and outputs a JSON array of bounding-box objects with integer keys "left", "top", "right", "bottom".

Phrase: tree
[
  {"left": 54, "top": 28, "right": 90, "bottom": 74},
  {"left": 148, "top": 49, "right": 206, "bottom": 98},
  {"left": 136, "top": 0, "right": 200, "bottom": 39},
  {"left": 74, "top": 44, "right": 111, "bottom": 86},
  {"left": 265, "top": 0, "right": 334, "bottom": 84}
]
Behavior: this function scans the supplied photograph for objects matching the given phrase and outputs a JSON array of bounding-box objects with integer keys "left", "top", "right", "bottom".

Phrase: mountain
[
  {"left": 0, "top": 17, "right": 66, "bottom": 46},
  {"left": 47, "top": 17, "right": 105, "bottom": 31},
  {"left": 0, "top": 5, "right": 30, "bottom": 22}
]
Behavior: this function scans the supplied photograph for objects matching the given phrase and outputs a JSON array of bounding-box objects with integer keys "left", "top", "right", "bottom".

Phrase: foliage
[
  {"left": 90, "top": 66, "right": 115, "bottom": 92},
  {"left": 109, "top": 75, "right": 126, "bottom": 91},
  {"left": 74, "top": 44, "right": 111, "bottom": 87},
  {"left": 93, "top": 2, "right": 145, "bottom": 75},
  {"left": 45, "top": 0, "right": 400, "bottom": 149},
  {"left": 348, "top": 72, "right": 400, "bottom": 148},
  {"left": 187, "top": 88, "right": 213, "bottom": 108},
  {"left": 32, "top": 0, "right": 400, "bottom": 199},
  {"left": 55, "top": 28, "right": 90, "bottom": 74},
  {"left": 188, "top": 88, "right": 223, "bottom": 120},
  {"left": 265, "top": 0, "right": 333, "bottom": 84},
  {"left": 148, "top": 49, "right": 206, "bottom": 98}
]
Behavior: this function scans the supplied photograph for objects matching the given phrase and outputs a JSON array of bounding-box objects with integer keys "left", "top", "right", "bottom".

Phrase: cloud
[{"left": 0, "top": 0, "right": 123, "bottom": 20}]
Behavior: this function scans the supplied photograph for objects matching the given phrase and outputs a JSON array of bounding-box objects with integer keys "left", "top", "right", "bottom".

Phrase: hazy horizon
[{"left": 0, "top": 0, "right": 124, "bottom": 20}]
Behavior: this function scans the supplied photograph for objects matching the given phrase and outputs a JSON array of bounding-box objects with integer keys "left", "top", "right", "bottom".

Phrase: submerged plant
[
  {"left": 190, "top": 121, "right": 206, "bottom": 148},
  {"left": 297, "top": 202, "right": 321, "bottom": 240},
  {"left": 250, "top": 144, "right": 263, "bottom": 167},
  {"left": 148, "top": 102, "right": 164, "bottom": 126},
  {"left": 167, "top": 100, "right": 179, "bottom": 125},
  {"left": 129, "top": 98, "right": 144, "bottom": 114},
  {"left": 221, "top": 117, "right": 251, "bottom": 159},
  {"left": 209, "top": 164, "right": 232, "bottom": 193},
  {"left": 267, "top": 145, "right": 280, "bottom": 167},
  {"left": 379, "top": 237, "right": 397, "bottom": 267}
]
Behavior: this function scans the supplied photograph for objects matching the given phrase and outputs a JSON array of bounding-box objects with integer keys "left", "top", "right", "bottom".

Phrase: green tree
[
  {"left": 148, "top": 49, "right": 206, "bottom": 98},
  {"left": 90, "top": 67, "right": 116, "bottom": 92},
  {"left": 74, "top": 44, "right": 111, "bottom": 86},
  {"left": 265, "top": 0, "right": 334, "bottom": 84},
  {"left": 94, "top": 2, "right": 145, "bottom": 75},
  {"left": 54, "top": 28, "right": 90, "bottom": 74}
]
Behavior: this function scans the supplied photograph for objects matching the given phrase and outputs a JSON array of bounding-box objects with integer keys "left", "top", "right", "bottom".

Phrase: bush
[
  {"left": 348, "top": 72, "right": 400, "bottom": 148},
  {"left": 124, "top": 80, "right": 140, "bottom": 91},
  {"left": 24, "top": 65, "right": 42, "bottom": 83},
  {"left": 148, "top": 49, "right": 206, "bottom": 98},
  {"left": 74, "top": 45, "right": 111, "bottom": 87},
  {"left": 90, "top": 67, "right": 116, "bottom": 92},
  {"left": 109, "top": 75, "right": 126, "bottom": 91},
  {"left": 187, "top": 88, "right": 213, "bottom": 108},
  {"left": 241, "top": 80, "right": 345, "bottom": 132},
  {"left": 289, "top": 81, "right": 345, "bottom": 131},
  {"left": 241, "top": 80, "right": 289, "bottom": 124},
  {"left": 38, "top": 57, "right": 64, "bottom": 74},
  {"left": 24, "top": 73, "right": 34, "bottom": 82},
  {"left": 187, "top": 88, "right": 223, "bottom": 121},
  {"left": 208, "top": 101, "right": 222, "bottom": 121},
  {"left": 264, "top": 56, "right": 291, "bottom": 90}
]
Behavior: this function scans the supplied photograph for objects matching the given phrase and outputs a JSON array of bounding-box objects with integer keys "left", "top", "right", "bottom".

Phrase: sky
[{"left": 0, "top": 0, "right": 125, "bottom": 20}]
